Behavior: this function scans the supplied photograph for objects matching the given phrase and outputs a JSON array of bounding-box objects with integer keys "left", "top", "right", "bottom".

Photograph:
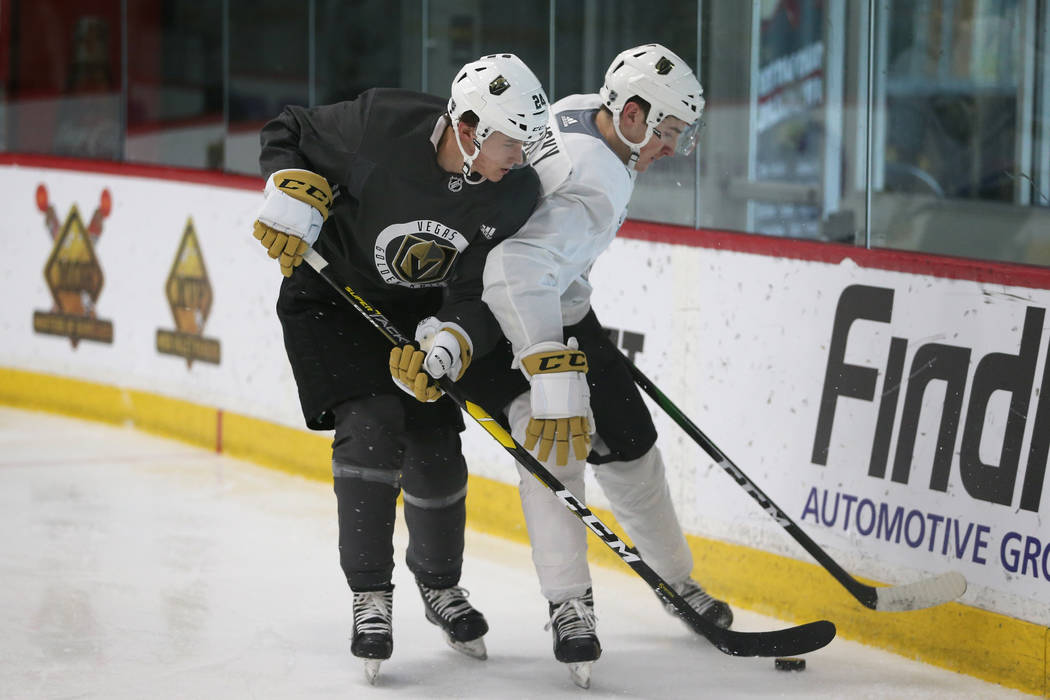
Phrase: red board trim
[
  {"left": 5, "top": 153, "right": 1049, "bottom": 290},
  {"left": 0, "top": 153, "right": 262, "bottom": 191}
]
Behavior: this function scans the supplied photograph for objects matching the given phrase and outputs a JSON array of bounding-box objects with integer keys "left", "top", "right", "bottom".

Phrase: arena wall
[{"left": 1, "top": 155, "right": 1046, "bottom": 696}]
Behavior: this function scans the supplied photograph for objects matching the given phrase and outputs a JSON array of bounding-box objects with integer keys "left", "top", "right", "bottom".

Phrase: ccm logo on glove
[
  {"left": 523, "top": 350, "right": 588, "bottom": 374},
  {"left": 252, "top": 168, "right": 333, "bottom": 276},
  {"left": 273, "top": 172, "right": 332, "bottom": 215}
]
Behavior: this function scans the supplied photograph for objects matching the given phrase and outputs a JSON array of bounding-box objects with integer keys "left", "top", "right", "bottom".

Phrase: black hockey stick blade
[
  {"left": 626, "top": 356, "right": 967, "bottom": 612},
  {"left": 693, "top": 617, "right": 835, "bottom": 657},
  {"left": 301, "top": 248, "right": 836, "bottom": 656},
  {"left": 654, "top": 577, "right": 835, "bottom": 656}
]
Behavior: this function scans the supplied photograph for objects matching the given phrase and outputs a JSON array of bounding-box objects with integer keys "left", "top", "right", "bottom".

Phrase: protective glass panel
[
  {"left": 225, "top": 0, "right": 309, "bottom": 175},
  {"left": 4, "top": 0, "right": 123, "bottom": 159},
  {"left": 554, "top": 0, "right": 700, "bottom": 227},
  {"left": 422, "top": 0, "right": 550, "bottom": 102},
  {"left": 125, "top": 0, "right": 224, "bottom": 169},
  {"left": 871, "top": 0, "right": 1050, "bottom": 264}
]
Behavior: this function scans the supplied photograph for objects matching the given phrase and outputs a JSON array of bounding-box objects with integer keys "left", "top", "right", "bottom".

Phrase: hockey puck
[{"left": 774, "top": 657, "right": 806, "bottom": 671}]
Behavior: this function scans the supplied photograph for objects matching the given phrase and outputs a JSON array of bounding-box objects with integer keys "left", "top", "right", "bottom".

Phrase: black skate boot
[
  {"left": 351, "top": 587, "right": 393, "bottom": 684},
  {"left": 416, "top": 581, "right": 489, "bottom": 660},
  {"left": 663, "top": 578, "right": 734, "bottom": 629},
  {"left": 547, "top": 588, "right": 601, "bottom": 689}
]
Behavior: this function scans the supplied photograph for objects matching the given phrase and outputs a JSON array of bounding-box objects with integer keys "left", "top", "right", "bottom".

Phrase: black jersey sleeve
[
  {"left": 436, "top": 237, "right": 504, "bottom": 357},
  {"left": 436, "top": 169, "right": 541, "bottom": 358},
  {"left": 258, "top": 90, "right": 375, "bottom": 183}
]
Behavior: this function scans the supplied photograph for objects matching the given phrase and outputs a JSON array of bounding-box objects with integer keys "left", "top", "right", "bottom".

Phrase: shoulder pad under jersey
[{"left": 530, "top": 120, "right": 572, "bottom": 196}]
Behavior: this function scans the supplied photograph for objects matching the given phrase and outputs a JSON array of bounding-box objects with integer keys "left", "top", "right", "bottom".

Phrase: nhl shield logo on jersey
[
  {"left": 374, "top": 220, "right": 468, "bottom": 287},
  {"left": 447, "top": 176, "right": 463, "bottom": 192}
]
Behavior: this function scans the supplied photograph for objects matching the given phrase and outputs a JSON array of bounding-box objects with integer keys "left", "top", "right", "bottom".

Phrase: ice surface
[{"left": 0, "top": 407, "right": 1028, "bottom": 699}]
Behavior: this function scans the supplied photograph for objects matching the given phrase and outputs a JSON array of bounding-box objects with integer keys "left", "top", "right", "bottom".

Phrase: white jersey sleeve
[{"left": 483, "top": 94, "right": 635, "bottom": 359}]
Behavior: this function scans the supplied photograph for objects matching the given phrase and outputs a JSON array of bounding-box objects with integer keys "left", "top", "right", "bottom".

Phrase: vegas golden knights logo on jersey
[
  {"left": 395, "top": 236, "right": 456, "bottom": 282},
  {"left": 374, "top": 220, "right": 468, "bottom": 287}
]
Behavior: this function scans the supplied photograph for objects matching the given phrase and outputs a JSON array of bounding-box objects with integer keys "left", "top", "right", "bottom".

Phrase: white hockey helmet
[
  {"left": 599, "top": 43, "right": 705, "bottom": 168},
  {"left": 447, "top": 53, "right": 549, "bottom": 183}
]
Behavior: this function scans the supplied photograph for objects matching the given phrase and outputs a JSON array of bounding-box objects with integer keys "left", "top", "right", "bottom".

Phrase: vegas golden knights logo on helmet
[{"left": 489, "top": 75, "right": 510, "bottom": 95}]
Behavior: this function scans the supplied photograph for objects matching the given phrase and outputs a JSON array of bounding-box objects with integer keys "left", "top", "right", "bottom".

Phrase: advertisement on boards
[{"left": 589, "top": 237, "right": 1050, "bottom": 626}]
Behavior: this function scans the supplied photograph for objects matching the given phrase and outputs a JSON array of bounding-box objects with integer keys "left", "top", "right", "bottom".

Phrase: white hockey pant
[{"left": 509, "top": 392, "right": 694, "bottom": 604}]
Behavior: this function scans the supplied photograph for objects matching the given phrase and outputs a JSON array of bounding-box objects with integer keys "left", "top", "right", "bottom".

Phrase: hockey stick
[
  {"left": 625, "top": 357, "right": 967, "bottom": 612},
  {"left": 301, "top": 248, "right": 835, "bottom": 657}
]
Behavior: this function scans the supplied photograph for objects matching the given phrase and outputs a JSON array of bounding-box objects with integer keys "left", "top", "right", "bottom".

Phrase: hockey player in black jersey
[{"left": 250, "top": 53, "right": 548, "bottom": 684}]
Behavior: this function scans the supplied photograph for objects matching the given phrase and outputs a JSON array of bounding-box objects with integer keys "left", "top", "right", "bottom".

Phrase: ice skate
[
  {"left": 417, "top": 581, "right": 489, "bottom": 660},
  {"left": 351, "top": 588, "right": 393, "bottom": 684},
  {"left": 662, "top": 578, "right": 734, "bottom": 629},
  {"left": 547, "top": 588, "right": 601, "bottom": 689}
]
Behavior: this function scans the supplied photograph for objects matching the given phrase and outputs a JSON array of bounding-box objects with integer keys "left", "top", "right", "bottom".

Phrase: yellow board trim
[
  {"left": 222, "top": 410, "right": 331, "bottom": 483},
  {"left": 1, "top": 366, "right": 1046, "bottom": 697}
]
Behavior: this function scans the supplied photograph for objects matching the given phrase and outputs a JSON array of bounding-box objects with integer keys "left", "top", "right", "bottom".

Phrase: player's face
[
  {"left": 633, "top": 115, "right": 690, "bottom": 173},
  {"left": 471, "top": 131, "right": 529, "bottom": 181}
]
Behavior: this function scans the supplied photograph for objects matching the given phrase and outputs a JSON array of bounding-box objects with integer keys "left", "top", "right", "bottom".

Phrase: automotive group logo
[
  {"left": 32, "top": 185, "right": 114, "bottom": 347},
  {"left": 156, "top": 219, "right": 220, "bottom": 366},
  {"left": 373, "top": 219, "right": 467, "bottom": 288}
]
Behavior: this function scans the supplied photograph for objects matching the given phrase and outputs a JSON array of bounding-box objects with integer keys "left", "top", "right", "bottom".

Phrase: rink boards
[{"left": 0, "top": 155, "right": 1047, "bottom": 697}]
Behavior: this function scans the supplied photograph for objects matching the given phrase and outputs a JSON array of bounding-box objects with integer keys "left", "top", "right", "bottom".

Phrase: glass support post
[
  {"left": 1016, "top": 0, "right": 1038, "bottom": 205},
  {"left": 823, "top": 0, "right": 846, "bottom": 220}
]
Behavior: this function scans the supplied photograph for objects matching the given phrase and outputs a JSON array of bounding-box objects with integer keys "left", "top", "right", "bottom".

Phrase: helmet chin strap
[
  {"left": 452, "top": 126, "right": 488, "bottom": 185},
  {"left": 610, "top": 107, "right": 656, "bottom": 170}
]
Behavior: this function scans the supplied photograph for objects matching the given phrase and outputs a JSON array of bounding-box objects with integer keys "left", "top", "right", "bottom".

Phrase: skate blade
[
  {"left": 363, "top": 659, "right": 382, "bottom": 685},
  {"left": 567, "top": 661, "right": 593, "bottom": 689},
  {"left": 445, "top": 635, "right": 487, "bottom": 660}
]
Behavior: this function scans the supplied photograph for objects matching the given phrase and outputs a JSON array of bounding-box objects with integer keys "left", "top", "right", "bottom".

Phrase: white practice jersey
[{"left": 482, "top": 93, "right": 636, "bottom": 359}]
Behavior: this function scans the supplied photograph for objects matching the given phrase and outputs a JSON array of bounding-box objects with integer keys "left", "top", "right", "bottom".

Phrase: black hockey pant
[{"left": 330, "top": 394, "right": 467, "bottom": 592}]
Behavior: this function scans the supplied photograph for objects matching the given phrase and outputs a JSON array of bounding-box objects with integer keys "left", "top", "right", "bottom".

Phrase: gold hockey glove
[
  {"left": 390, "top": 344, "right": 444, "bottom": 403},
  {"left": 518, "top": 338, "right": 593, "bottom": 466},
  {"left": 252, "top": 169, "right": 333, "bottom": 276}
]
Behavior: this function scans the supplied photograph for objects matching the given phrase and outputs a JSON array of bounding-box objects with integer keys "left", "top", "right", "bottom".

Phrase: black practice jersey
[{"left": 260, "top": 88, "right": 541, "bottom": 356}]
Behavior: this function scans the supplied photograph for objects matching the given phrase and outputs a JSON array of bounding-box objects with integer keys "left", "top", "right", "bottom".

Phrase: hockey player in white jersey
[{"left": 476, "top": 44, "right": 732, "bottom": 688}]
